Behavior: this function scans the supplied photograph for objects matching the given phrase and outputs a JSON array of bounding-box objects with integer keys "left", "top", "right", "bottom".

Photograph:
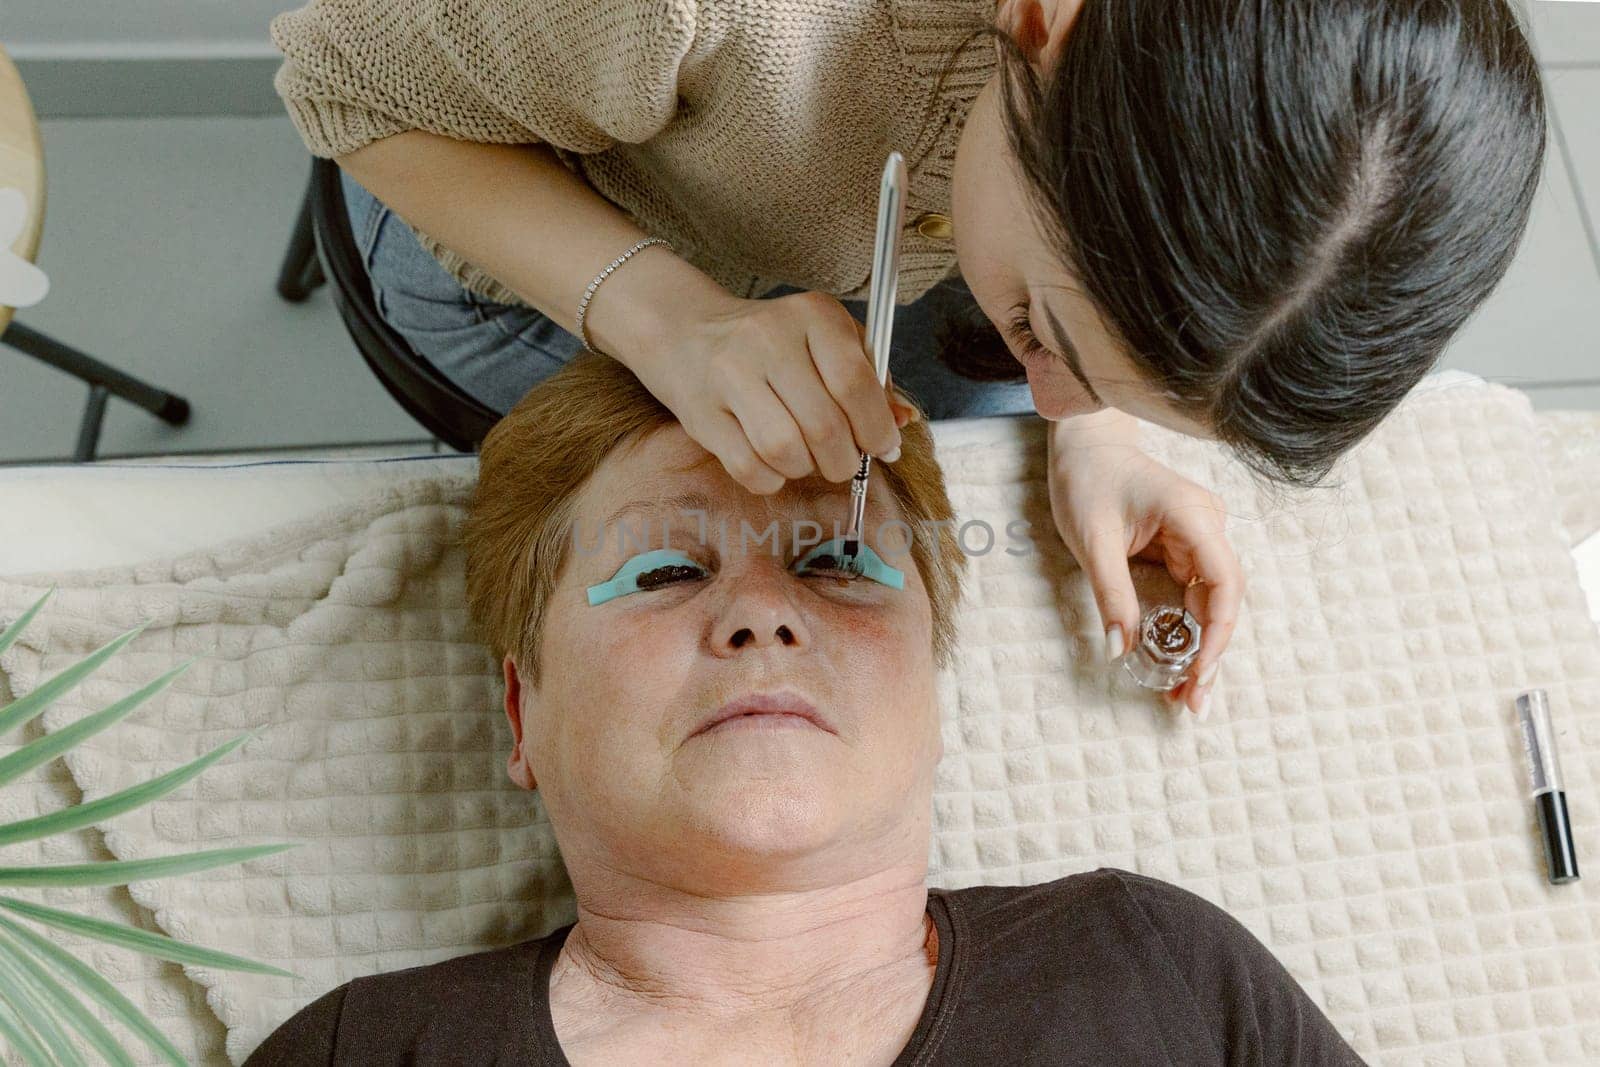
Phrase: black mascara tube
[{"left": 1515, "top": 690, "right": 1579, "bottom": 885}]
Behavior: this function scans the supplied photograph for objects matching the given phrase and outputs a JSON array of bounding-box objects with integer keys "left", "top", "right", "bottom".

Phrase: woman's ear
[
  {"left": 1004, "top": 0, "right": 1085, "bottom": 73},
  {"left": 503, "top": 654, "right": 538, "bottom": 791}
]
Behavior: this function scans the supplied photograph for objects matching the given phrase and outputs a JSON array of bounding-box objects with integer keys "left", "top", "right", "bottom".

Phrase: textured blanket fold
[{"left": 2, "top": 383, "right": 1596, "bottom": 1065}]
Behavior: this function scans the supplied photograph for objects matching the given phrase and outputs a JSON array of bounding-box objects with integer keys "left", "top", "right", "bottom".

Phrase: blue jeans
[{"left": 342, "top": 169, "right": 1035, "bottom": 420}]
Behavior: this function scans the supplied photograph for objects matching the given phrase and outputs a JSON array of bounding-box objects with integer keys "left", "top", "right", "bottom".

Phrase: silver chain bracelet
[{"left": 575, "top": 236, "right": 673, "bottom": 357}]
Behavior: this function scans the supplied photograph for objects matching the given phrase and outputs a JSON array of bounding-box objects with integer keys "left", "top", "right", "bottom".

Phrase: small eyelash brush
[
  {"left": 842, "top": 150, "right": 906, "bottom": 570},
  {"left": 841, "top": 454, "right": 871, "bottom": 567}
]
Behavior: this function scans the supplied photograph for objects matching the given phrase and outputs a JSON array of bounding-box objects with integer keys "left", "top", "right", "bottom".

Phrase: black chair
[
  {"left": 2, "top": 321, "right": 191, "bottom": 462},
  {"left": 275, "top": 158, "right": 500, "bottom": 452}
]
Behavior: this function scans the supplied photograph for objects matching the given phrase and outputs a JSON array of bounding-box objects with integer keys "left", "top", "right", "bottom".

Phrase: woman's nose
[
  {"left": 722, "top": 620, "right": 799, "bottom": 650},
  {"left": 709, "top": 567, "right": 811, "bottom": 653},
  {"left": 1027, "top": 374, "right": 1101, "bottom": 422}
]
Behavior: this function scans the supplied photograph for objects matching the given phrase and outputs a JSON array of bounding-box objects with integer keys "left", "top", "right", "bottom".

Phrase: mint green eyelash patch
[
  {"left": 587, "top": 548, "right": 702, "bottom": 606},
  {"left": 799, "top": 539, "right": 904, "bottom": 590},
  {"left": 586, "top": 540, "right": 904, "bottom": 607}
]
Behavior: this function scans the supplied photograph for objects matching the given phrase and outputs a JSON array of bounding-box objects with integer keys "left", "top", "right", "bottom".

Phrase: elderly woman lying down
[{"left": 245, "top": 352, "right": 1367, "bottom": 1066}]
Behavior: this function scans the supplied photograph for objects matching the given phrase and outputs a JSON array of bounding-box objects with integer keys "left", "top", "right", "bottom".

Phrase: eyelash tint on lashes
[
  {"left": 634, "top": 553, "right": 858, "bottom": 590},
  {"left": 586, "top": 539, "right": 908, "bottom": 606}
]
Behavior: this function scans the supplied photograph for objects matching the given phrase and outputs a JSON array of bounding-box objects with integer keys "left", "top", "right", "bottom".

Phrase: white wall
[{"left": 4, "top": 0, "right": 287, "bottom": 58}]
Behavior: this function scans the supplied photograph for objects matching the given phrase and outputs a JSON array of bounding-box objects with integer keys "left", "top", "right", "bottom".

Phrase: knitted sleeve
[{"left": 269, "top": 0, "right": 700, "bottom": 159}]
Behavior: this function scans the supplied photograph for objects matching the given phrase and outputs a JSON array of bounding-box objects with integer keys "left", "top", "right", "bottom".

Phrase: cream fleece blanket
[{"left": 1, "top": 382, "right": 1597, "bottom": 1066}]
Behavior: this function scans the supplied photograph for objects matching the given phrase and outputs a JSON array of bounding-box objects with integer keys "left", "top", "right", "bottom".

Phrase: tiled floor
[{"left": 1, "top": 4, "right": 1598, "bottom": 464}]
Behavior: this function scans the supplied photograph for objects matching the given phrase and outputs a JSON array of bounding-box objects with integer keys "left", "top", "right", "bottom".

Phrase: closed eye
[
  {"left": 629, "top": 548, "right": 860, "bottom": 591},
  {"left": 796, "top": 553, "right": 862, "bottom": 580},
  {"left": 634, "top": 561, "right": 708, "bottom": 590}
]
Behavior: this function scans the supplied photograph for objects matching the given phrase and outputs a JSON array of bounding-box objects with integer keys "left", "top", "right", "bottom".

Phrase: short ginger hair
[{"left": 461, "top": 351, "right": 967, "bottom": 688}]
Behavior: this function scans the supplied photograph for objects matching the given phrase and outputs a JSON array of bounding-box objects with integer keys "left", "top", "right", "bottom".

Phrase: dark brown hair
[{"left": 932, "top": 0, "right": 1546, "bottom": 486}]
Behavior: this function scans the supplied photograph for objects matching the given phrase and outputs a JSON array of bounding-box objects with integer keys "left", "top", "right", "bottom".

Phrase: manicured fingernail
[
  {"left": 1196, "top": 690, "right": 1212, "bottom": 722},
  {"left": 1197, "top": 660, "right": 1218, "bottom": 687},
  {"left": 1105, "top": 624, "right": 1125, "bottom": 662},
  {"left": 884, "top": 444, "right": 901, "bottom": 463}
]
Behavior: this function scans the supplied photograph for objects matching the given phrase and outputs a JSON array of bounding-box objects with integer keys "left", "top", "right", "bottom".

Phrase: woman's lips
[
  {"left": 696, "top": 712, "right": 827, "bottom": 736},
  {"left": 692, "top": 690, "right": 832, "bottom": 737}
]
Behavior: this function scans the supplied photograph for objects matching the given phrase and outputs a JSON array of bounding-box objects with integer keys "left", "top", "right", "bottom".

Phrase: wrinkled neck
[{"left": 552, "top": 872, "right": 936, "bottom": 1019}]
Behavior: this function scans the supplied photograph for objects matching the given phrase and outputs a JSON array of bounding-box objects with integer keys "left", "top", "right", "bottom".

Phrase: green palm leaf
[
  {"left": 0, "top": 730, "right": 260, "bottom": 849},
  {"left": 0, "top": 586, "right": 304, "bottom": 1064},
  {"left": 0, "top": 618, "right": 150, "bottom": 740},
  {"left": 0, "top": 913, "right": 186, "bottom": 1066},
  {"left": 0, "top": 842, "right": 296, "bottom": 888},
  {"left": 0, "top": 896, "right": 296, "bottom": 978},
  {"left": 0, "top": 987, "right": 56, "bottom": 1067},
  {"left": 0, "top": 656, "right": 199, "bottom": 790},
  {"left": 0, "top": 927, "right": 134, "bottom": 1065},
  {"left": 0, "top": 585, "right": 55, "bottom": 657},
  {"left": 0, "top": 937, "right": 88, "bottom": 1067}
]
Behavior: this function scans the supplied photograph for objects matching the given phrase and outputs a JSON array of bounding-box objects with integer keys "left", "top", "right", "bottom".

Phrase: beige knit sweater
[{"left": 269, "top": 0, "right": 1001, "bottom": 310}]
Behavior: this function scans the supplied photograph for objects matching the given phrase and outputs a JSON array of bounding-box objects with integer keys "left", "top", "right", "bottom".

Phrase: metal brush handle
[{"left": 846, "top": 152, "right": 906, "bottom": 546}]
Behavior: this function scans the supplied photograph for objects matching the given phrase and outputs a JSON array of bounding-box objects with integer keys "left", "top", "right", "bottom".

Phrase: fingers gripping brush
[{"left": 841, "top": 151, "right": 906, "bottom": 573}]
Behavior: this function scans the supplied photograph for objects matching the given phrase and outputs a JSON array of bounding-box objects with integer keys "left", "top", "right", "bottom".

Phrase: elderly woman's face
[{"left": 503, "top": 425, "right": 942, "bottom": 879}]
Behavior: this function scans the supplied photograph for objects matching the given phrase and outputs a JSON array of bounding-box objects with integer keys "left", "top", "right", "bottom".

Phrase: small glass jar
[{"left": 1121, "top": 605, "right": 1202, "bottom": 692}]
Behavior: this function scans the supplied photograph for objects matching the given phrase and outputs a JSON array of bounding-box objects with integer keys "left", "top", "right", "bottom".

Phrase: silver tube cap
[{"left": 1515, "top": 689, "right": 1564, "bottom": 795}]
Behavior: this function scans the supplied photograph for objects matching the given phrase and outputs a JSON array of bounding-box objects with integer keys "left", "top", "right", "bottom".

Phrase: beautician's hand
[
  {"left": 1045, "top": 410, "right": 1243, "bottom": 720},
  {"left": 634, "top": 290, "right": 919, "bottom": 494}
]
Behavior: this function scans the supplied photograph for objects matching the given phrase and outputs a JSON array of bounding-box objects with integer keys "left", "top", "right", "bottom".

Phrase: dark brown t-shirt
[{"left": 243, "top": 867, "right": 1369, "bottom": 1065}]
